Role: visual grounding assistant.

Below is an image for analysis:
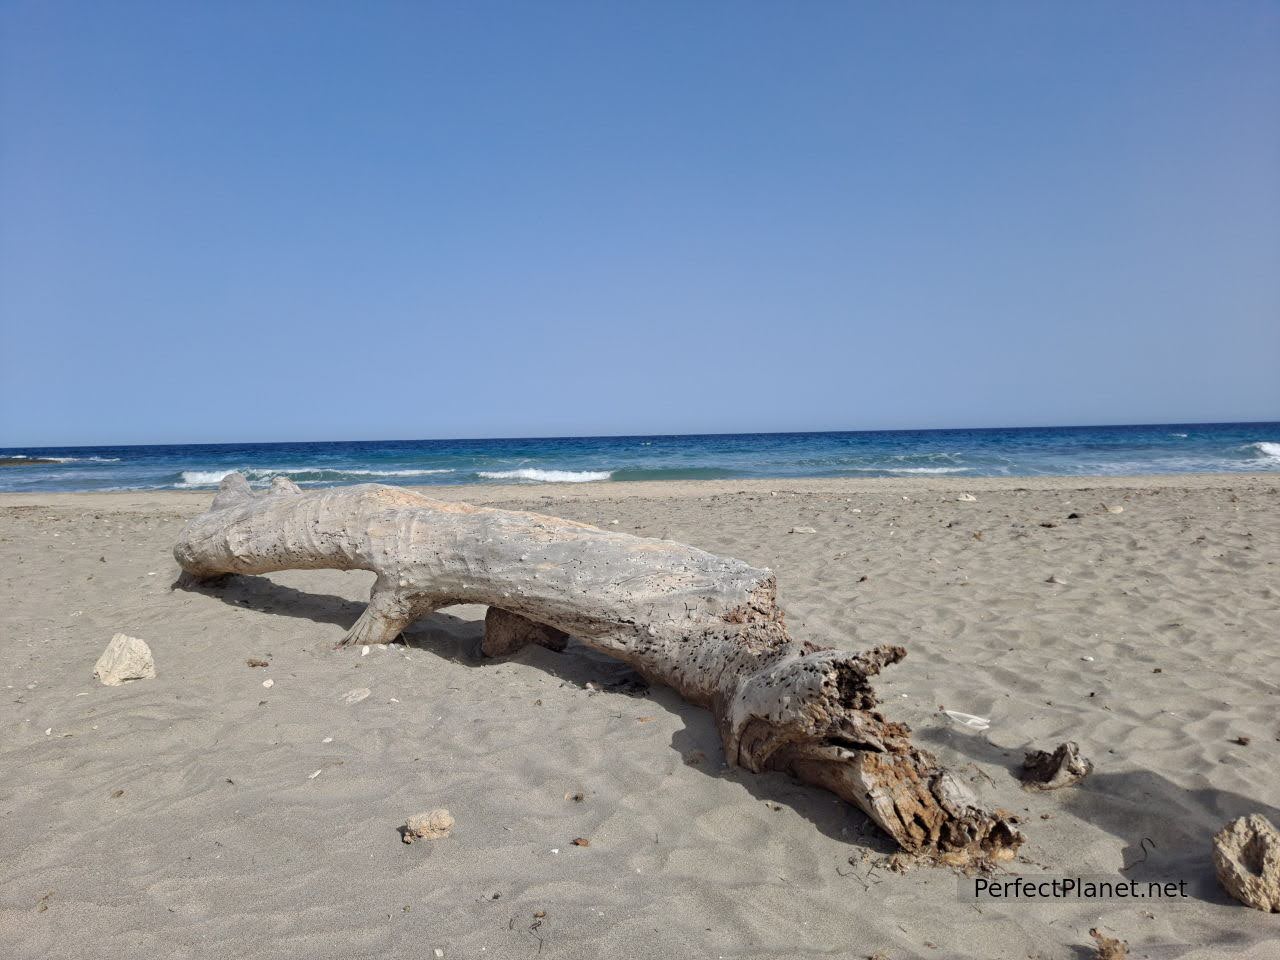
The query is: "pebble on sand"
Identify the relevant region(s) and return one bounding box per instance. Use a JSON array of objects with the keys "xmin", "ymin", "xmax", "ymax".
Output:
[
  {"xmin": 957, "ymin": 494, "xmax": 978, "ymax": 502},
  {"xmin": 403, "ymin": 809, "xmax": 454, "ymax": 843},
  {"xmin": 790, "ymin": 526, "xmax": 817, "ymax": 534},
  {"xmin": 1089, "ymin": 928, "xmax": 1128, "ymax": 960},
  {"xmin": 93, "ymin": 633, "xmax": 156, "ymax": 686}
]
